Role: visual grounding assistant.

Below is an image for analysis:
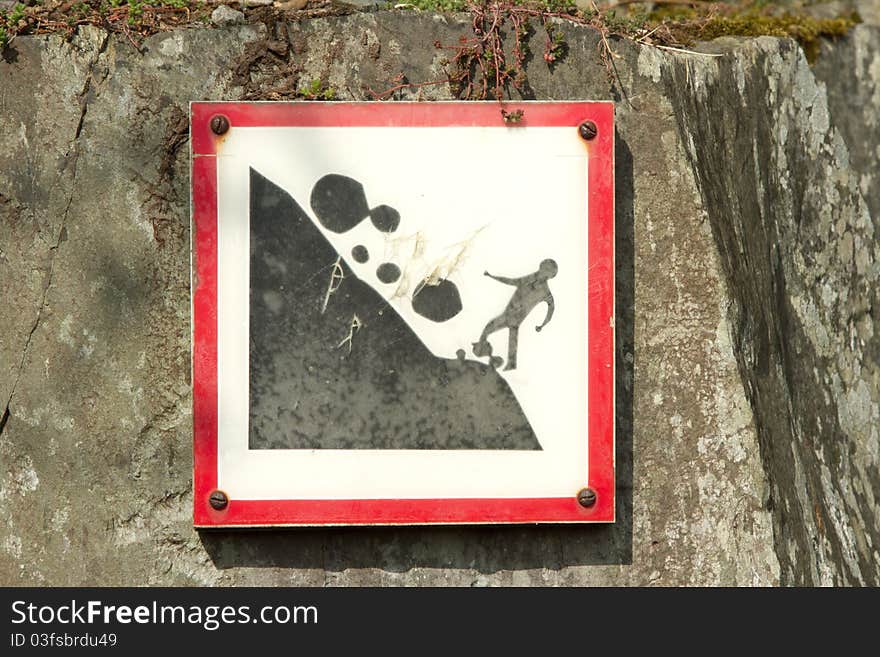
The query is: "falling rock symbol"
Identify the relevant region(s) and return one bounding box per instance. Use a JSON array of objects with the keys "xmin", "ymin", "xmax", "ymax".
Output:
[
  {"xmin": 369, "ymin": 204, "xmax": 400, "ymax": 233},
  {"xmin": 249, "ymin": 168, "xmax": 540, "ymax": 451},
  {"xmin": 376, "ymin": 262, "xmax": 402, "ymax": 284},
  {"xmin": 412, "ymin": 279, "xmax": 463, "ymax": 323},
  {"xmin": 310, "ymin": 174, "xmax": 371, "ymax": 233},
  {"xmin": 351, "ymin": 245, "xmax": 369, "ymax": 263},
  {"xmin": 310, "ymin": 174, "xmax": 402, "ymax": 236}
]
